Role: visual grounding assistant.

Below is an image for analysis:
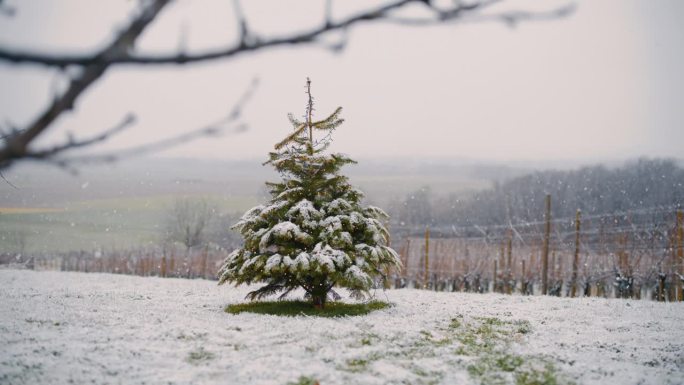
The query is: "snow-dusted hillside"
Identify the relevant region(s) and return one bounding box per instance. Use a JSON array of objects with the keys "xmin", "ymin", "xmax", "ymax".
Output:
[{"xmin": 1, "ymin": 270, "xmax": 682, "ymax": 385}]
